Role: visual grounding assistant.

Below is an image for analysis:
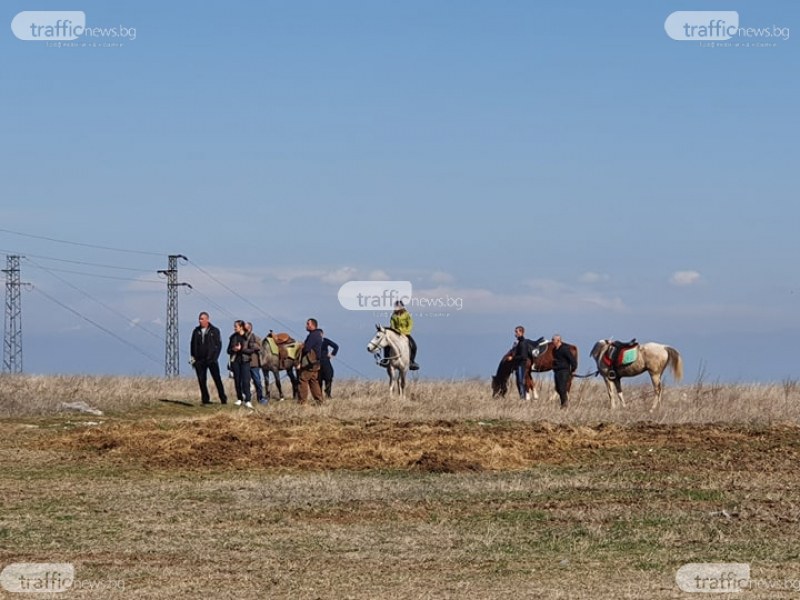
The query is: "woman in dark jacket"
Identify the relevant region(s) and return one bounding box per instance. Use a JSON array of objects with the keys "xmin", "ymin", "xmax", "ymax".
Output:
[{"xmin": 227, "ymin": 320, "xmax": 253, "ymax": 408}]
